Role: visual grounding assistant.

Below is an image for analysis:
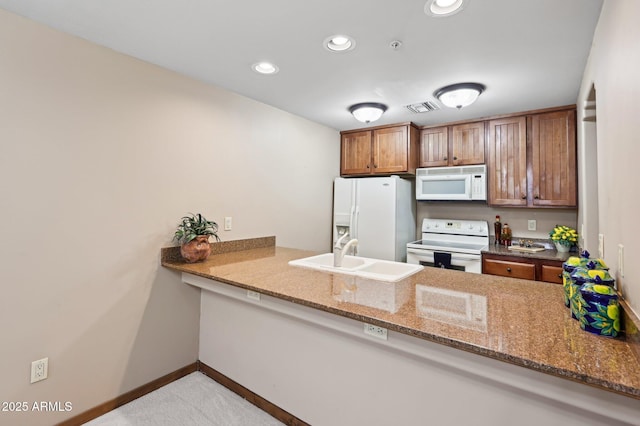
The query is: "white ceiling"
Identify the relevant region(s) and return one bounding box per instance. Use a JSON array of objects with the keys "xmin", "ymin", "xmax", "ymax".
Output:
[{"xmin": 0, "ymin": 0, "xmax": 603, "ymax": 131}]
